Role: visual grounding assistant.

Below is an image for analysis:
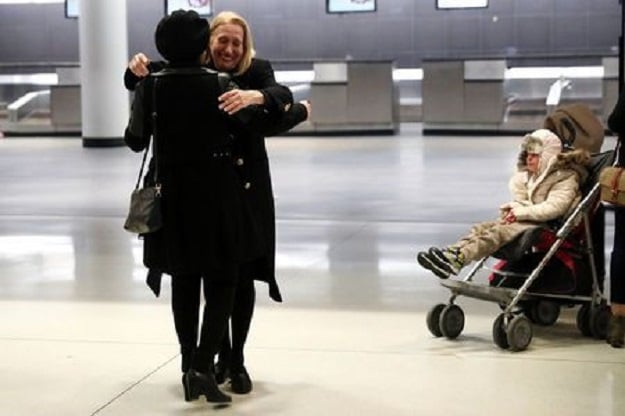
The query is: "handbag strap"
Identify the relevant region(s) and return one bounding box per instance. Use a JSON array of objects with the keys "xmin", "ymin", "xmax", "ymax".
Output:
[
  {"xmin": 133, "ymin": 141, "xmax": 150, "ymax": 190},
  {"xmin": 133, "ymin": 76, "xmax": 160, "ymax": 192},
  {"xmin": 151, "ymin": 77, "xmax": 160, "ymax": 191}
]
